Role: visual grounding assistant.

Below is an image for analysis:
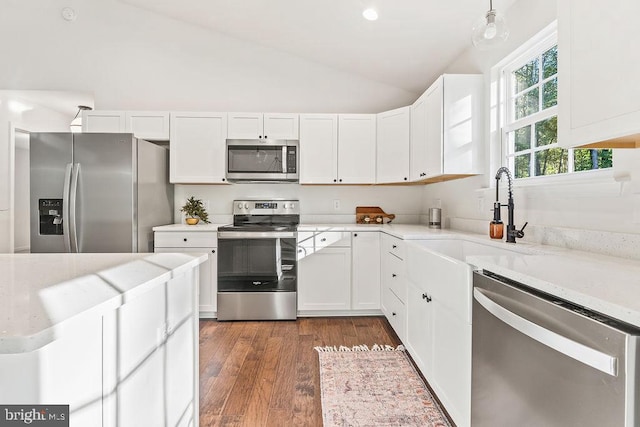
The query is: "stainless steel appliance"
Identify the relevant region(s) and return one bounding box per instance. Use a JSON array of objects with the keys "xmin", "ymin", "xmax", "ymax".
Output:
[
  {"xmin": 30, "ymin": 133, "xmax": 173, "ymax": 253},
  {"xmin": 472, "ymin": 270, "xmax": 640, "ymax": 426},
  {"xmin": 225, "ymin": 139, "xmax": 299, "ymax": 182},
  {"xmin": 217, "ymin": 199, "xmax": 299, "ymax": 320}
]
